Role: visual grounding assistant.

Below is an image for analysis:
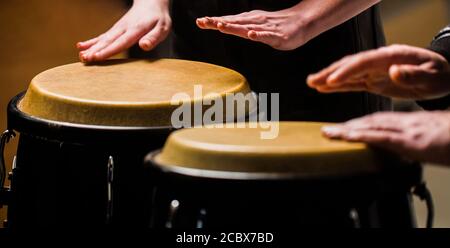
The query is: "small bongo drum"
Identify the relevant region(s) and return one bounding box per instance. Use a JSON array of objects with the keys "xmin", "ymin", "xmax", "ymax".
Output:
[
  {"xmin": 146, "ymin": 122, "xmax": 427, "ymax": 228},
  {"xmin": 0, "ymin": 59, "xmax": 254, "ymax": 229}
]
